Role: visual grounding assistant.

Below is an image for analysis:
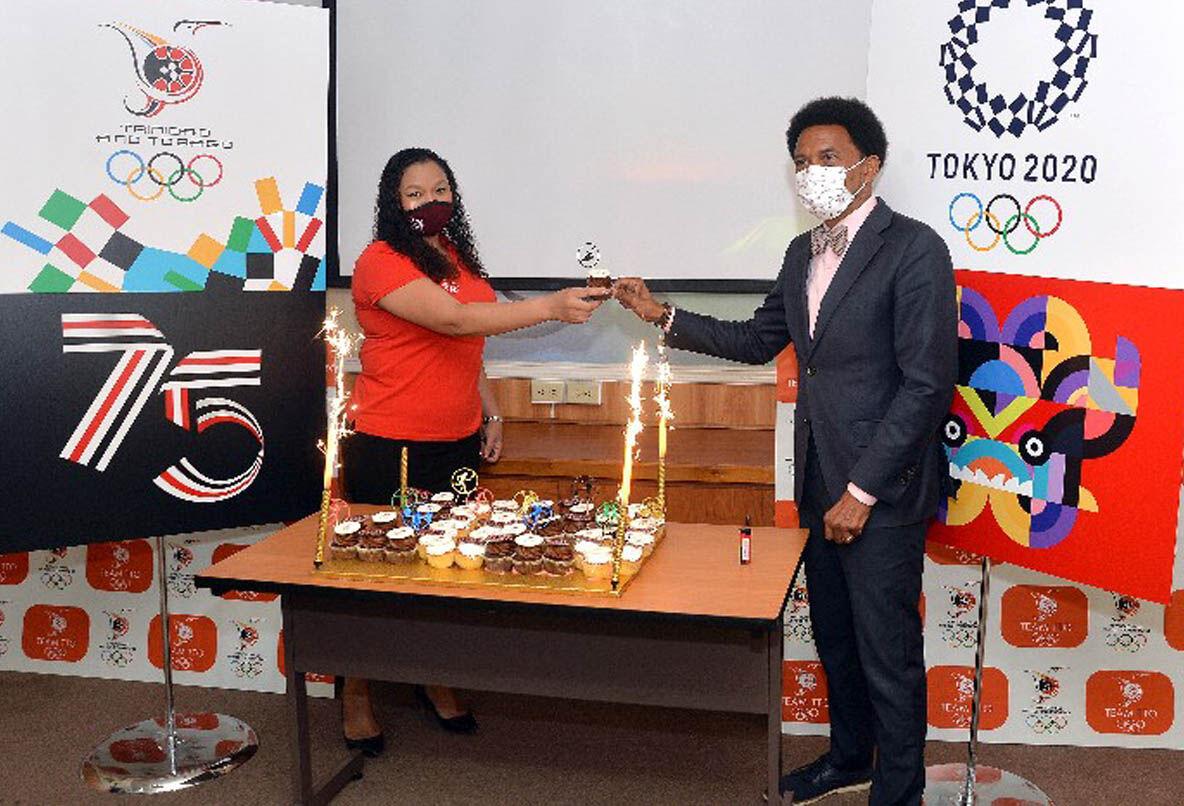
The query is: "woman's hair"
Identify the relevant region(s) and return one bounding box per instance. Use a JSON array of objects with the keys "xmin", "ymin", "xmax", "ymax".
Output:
[{"xmin": 373, "ymin": 147, "xmax": 486, "ymax": 282}]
